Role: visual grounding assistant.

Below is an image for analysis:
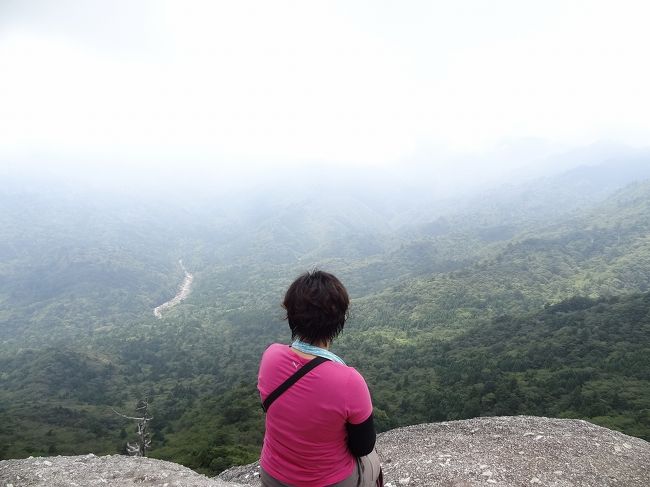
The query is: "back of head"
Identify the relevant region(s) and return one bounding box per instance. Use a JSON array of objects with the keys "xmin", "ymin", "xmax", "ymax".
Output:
[{"xmin": 283, "ymin": 270, "xmax": 350, "ymax": 345}]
